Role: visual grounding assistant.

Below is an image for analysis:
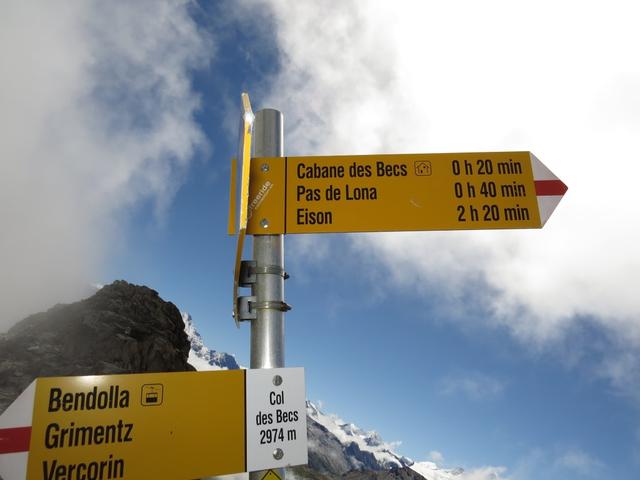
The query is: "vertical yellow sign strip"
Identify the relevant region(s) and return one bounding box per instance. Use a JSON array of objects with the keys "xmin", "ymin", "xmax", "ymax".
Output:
[
  {"xmin": 228, "ymin": 158, "xmax": 238, "ymax": 235},
  {"xmin": 232, "ymin": 93, "xmax": 254, "ymax": 325},
  {"xmin": 238, "ymin": 93, "xmax": 254, "ymax": 231}
]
